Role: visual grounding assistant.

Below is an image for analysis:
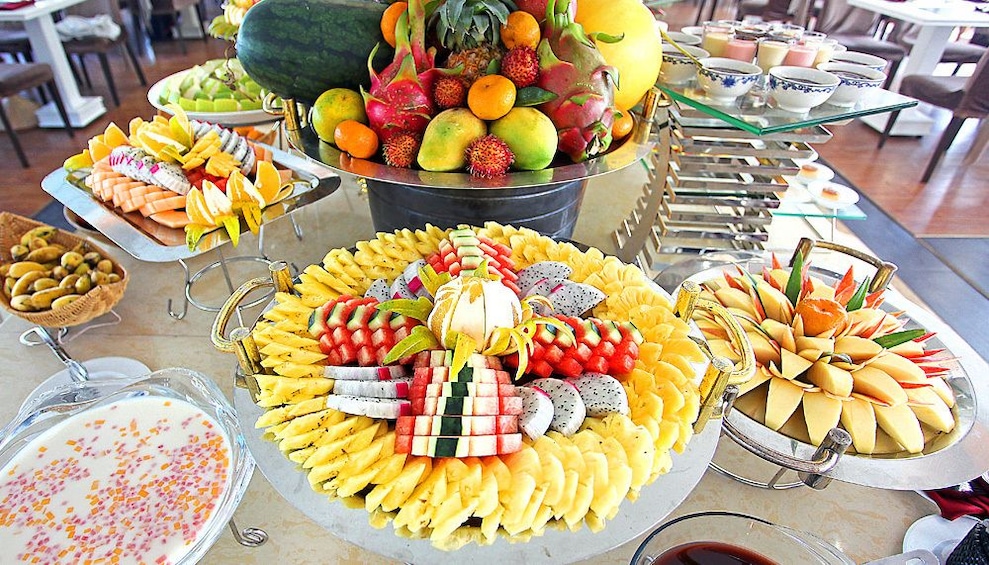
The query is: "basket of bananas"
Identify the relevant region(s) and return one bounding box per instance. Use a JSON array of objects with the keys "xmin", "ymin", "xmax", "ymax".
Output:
[{"xmin": 0, "ymin": 212, "xmax": 127, "ymax": 327}]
